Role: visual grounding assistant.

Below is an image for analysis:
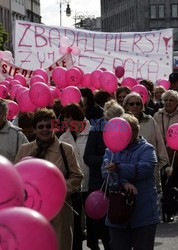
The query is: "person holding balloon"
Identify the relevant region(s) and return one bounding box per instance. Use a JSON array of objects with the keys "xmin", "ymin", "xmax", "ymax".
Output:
[
  {"xmin": 84, "ymin": 100, "xmax": 124, "ymax": 250},
  {"xmin": 102, "ymin": 113, "xmax": 160, "ymax": 250},
  {"xmin": 15, "ymin": 108, "xmax": 83, "ymax": 250},
  {"xmin": 0, "ymin": 98, "xmax": 28, "ymax": 162},
  {"xmin": 123, "ymin": 92, "xmax": 170, "ymax": 194},
  {"xmin": 154, "ymin": 90, "xmax": 178, "ymax": 221}
]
